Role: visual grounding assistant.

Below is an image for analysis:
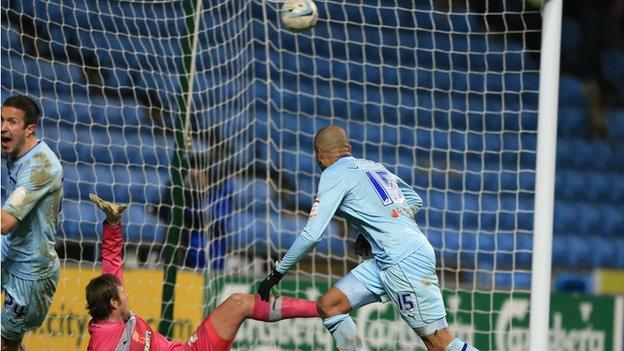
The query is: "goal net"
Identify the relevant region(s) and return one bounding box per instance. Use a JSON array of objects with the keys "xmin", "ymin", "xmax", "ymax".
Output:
[{"xmin": 1, "ymin": 0, "xmax": 541, "ymax": 350}]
